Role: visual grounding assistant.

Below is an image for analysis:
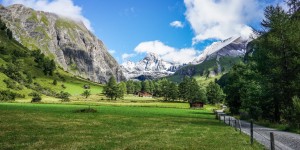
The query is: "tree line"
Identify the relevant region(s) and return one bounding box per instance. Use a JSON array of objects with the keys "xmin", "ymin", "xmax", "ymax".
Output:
[
  {"xmin": 220, "ymin": 1, "xmax": 300, "ymax": 126},
  {"xmin": 103, "ymin": 76, "xmax": 225, "ymax": 105}
]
